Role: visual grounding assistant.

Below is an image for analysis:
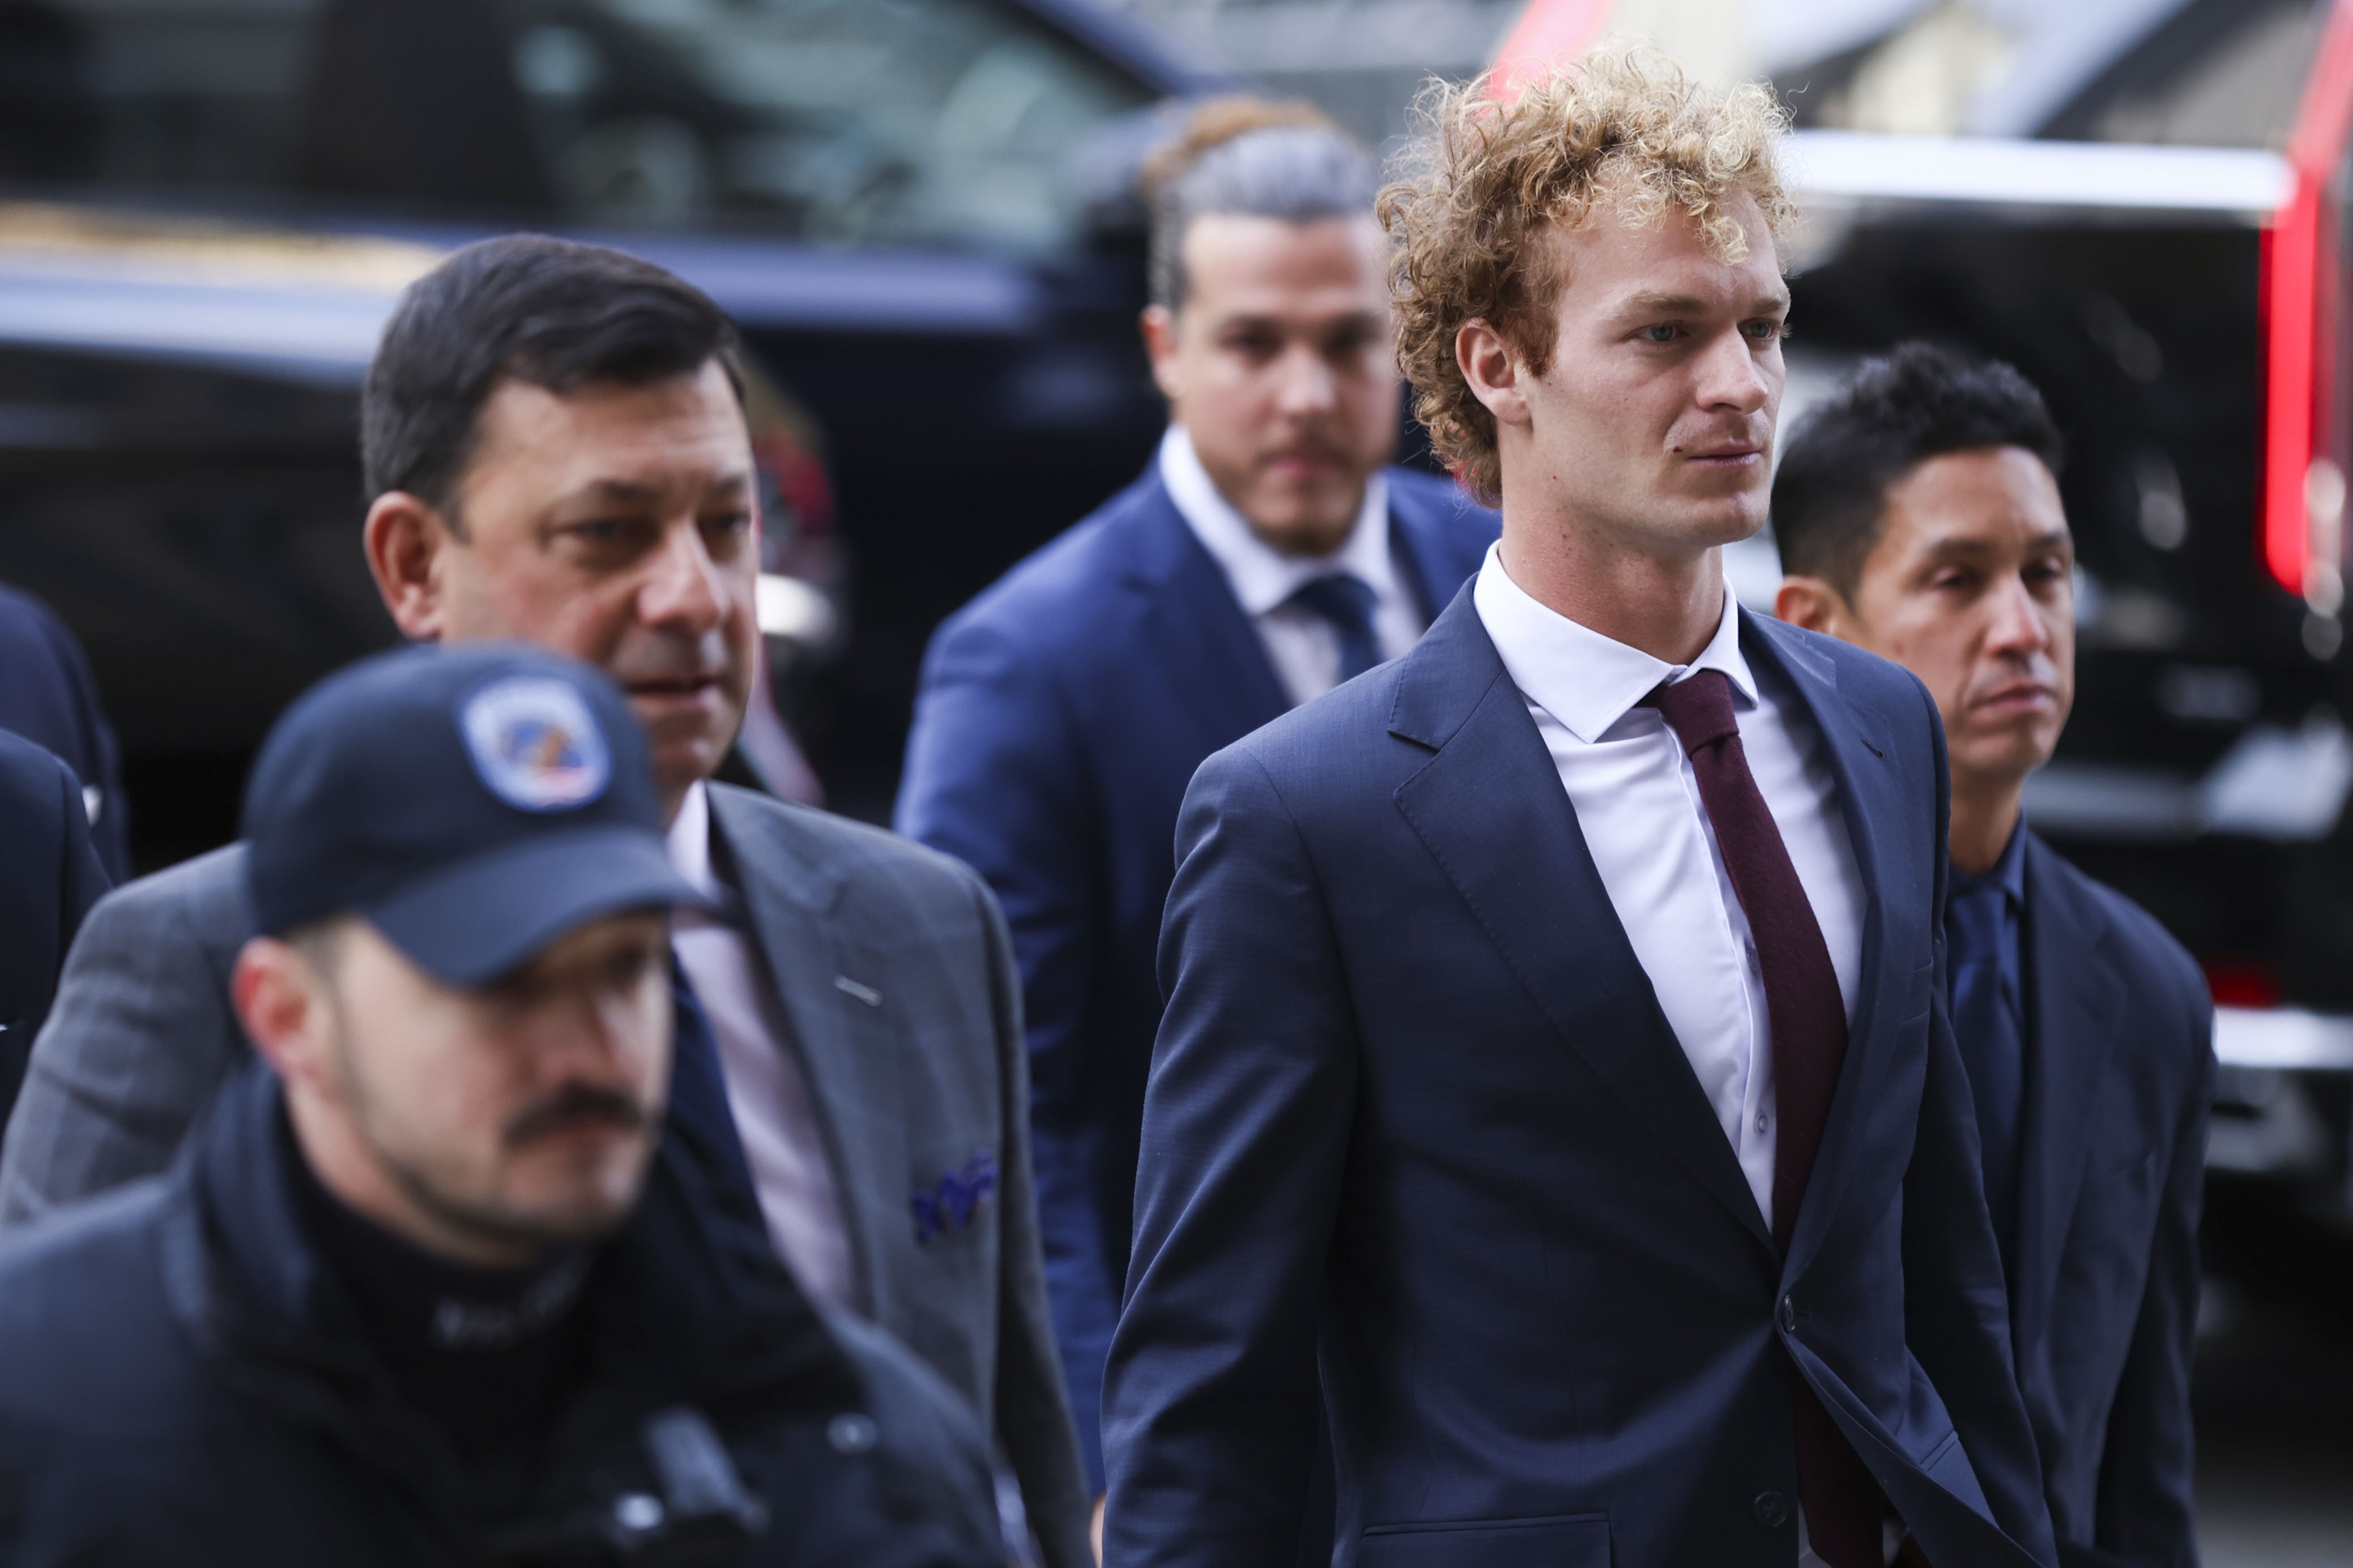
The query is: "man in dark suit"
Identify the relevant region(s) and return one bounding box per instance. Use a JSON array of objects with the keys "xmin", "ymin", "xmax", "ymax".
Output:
[
  {"xmin": 0, "ymin": 728, "xmax": 109, "ymax": 1129},
  {"xmin": 0, "ymin": 237, "xmax": 1090, "ymax": 1566},
  {"xmin": 897, "ymin": 97, "xmax": 1497, "ymax": 1500},
  {"xmin": 1775, "ymin": 343, "xmax": 2211, "ymax": 1568},
  {"xmin": 0, "ymin": 582, "xmax": 130, "ymax": 880},
  {"xmin": 1103, "ymin": 51, "xmax": 2054, "ymax": 1568}
]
